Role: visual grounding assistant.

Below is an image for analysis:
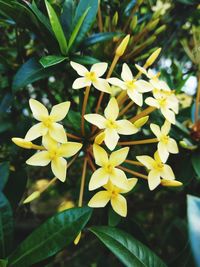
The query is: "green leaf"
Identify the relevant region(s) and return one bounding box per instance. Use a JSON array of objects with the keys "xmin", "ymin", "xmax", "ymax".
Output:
[
  {"xmin": 45, "ymin": 0, "xmax": 68, "ymax": 55},
  {"xmin": 187, "ymin": 195, "xmax": 200, "ymax": 267},
  {"xmin": 70, "ymin": 55, "xmax": 99, "ymax": 65},
  {"xmin": 191, "ymin": 151, "xmax": 200, "ymax": 179},
  {"xmin": 60, "ymin": 0, "xmax": 75, "ymax": 39},
  {"xmin": 39, "ymin": 55, "xmax": 67, "ymax": 68},
  {"xmin": 108, "ymin": 208, "xmax": 121, "ymax": 227},
  {"xmin": 0, "ymin": 162, "xmax": 10, "ymax": 191},
  {"xmin": 68, "ymin": 7, "xmax": 90, "ymax": 51},
  {"xmin": 0, "ymin": 259, "xmax": 8, "ymax": 267},
  {"xmin": 82, "ymin": 32, "xmax": 124, "ymax": 47},
  {"xmin": 90, "ymin": 226, "xmax": 167, "ymax": 267},
  {"xmin": 0, "ymin": 193, "xmax": 13, "ymax": 258},
  {"xmin": 8, "ymin": 207, "xmax": 92, "ymax": 267},
  {"xmin": 12, "ymin": 58, "xmax": 56, "ymax": 91},
  {"xmin": 72, "ymin": 0, "xmax": 98, "ymax": 49}
]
